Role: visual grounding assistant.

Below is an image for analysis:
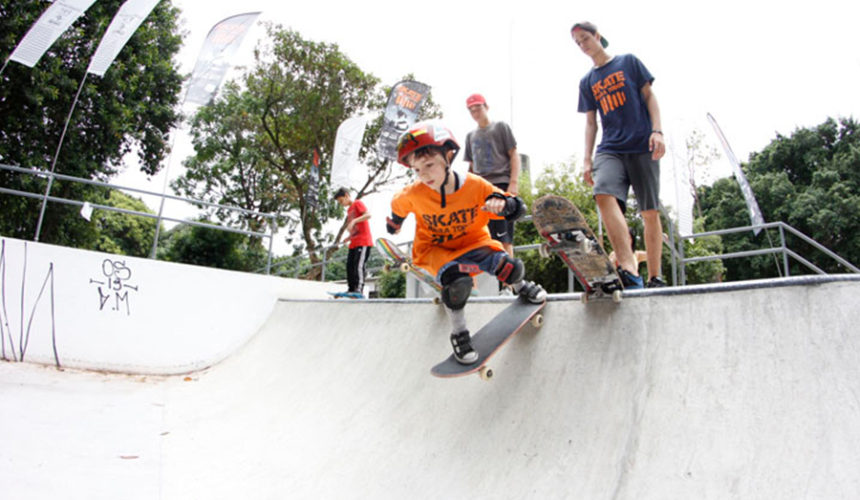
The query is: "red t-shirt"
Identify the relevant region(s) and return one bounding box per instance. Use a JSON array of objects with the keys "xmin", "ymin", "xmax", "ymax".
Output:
[{"xmin": 347, "ymin": 199, "xmax": 372, "ymax": 248}]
